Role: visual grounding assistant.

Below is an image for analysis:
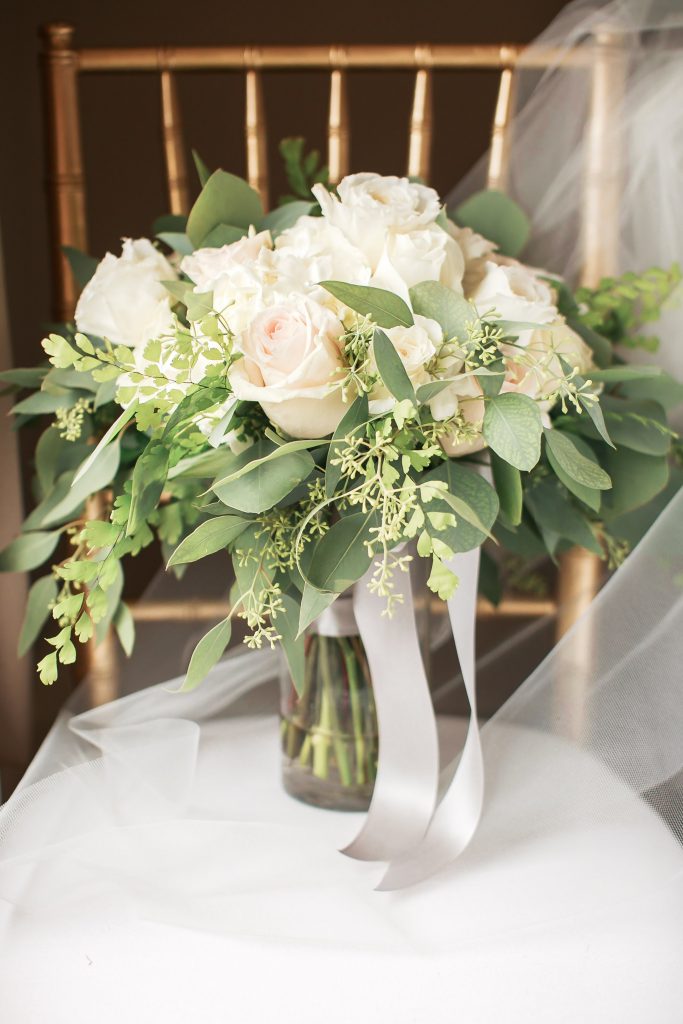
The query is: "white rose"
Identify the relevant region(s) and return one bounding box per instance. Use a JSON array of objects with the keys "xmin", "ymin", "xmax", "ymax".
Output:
[
  {"xmin": 433, "ymin": 376, "xmax": 487, "ymax": 458},
  {"xmin": 447, "ymin": 222, "xmax": 498, "ymax": 296},
  {"xmin": 181, "ymin": 230, "xmax": 272, "ymax": 292},
  {"xmin": 229, "ymin": 296, "xmax": 348, "ymax": 438},
  {"xmin": 313, "ymin": 173, "xmax": 442, "ymax": 269},
  {"xmin": 372, "ymin": 225, "xmax": 465, "ymax": 300},
  {"xmin": 471, "ymin": 258, "xmax": 557, "ymax": 328},
  {"xmin": 74, "ymin": 238, "xmax": 177, "ymax": 349},
  {"xmin": 275, "ymin": 216, "xmax": 372, "ymax": 289}
]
